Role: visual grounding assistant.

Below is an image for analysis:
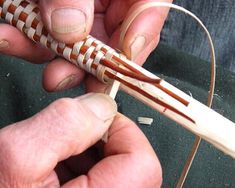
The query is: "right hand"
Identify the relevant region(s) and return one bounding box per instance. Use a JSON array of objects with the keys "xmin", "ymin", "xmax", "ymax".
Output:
[{"xmin": 0, "ymin": 93, "xmax": 162, "ymax": 188}]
